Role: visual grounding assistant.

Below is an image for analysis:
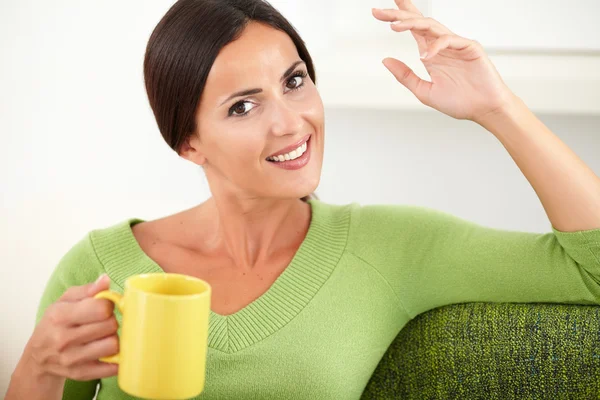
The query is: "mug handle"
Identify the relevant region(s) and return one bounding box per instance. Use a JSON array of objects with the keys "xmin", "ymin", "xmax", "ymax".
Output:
[{"xmin": 94, "ymin": 290, "xmax": 125, "ymax": 364}]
